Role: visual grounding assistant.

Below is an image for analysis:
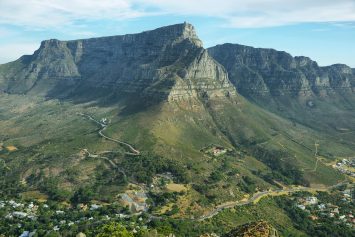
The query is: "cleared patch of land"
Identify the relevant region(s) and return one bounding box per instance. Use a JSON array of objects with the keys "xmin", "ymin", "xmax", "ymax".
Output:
[
  {"xmin": 166, "ymin": 183, "xmax": 187, "ymax": 192},
  {"xmin": 6, "ymin": 145, "xmax": 17, "ymax": 152}
]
